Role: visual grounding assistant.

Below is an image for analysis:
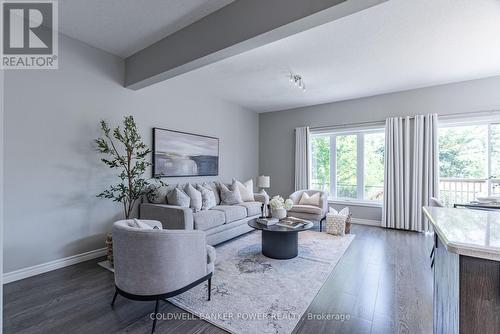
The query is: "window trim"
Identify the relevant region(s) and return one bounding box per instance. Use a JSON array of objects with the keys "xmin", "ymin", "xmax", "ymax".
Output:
[
  {"xmin": 439, "ymin": 120, "xmax": 500, "ymax": 196},
  {"xmin": 309, "ymin": 128, "xmax": 385, "ymax": 203}
]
